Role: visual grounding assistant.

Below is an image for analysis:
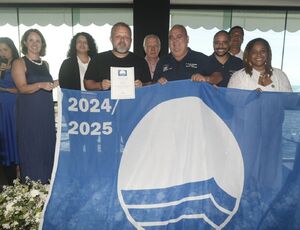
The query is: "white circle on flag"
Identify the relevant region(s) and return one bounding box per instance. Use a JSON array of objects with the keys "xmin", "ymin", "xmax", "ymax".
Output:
[{"xmin": 118, "ymin": 97, "xmax": 244, "ymax": 229}]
